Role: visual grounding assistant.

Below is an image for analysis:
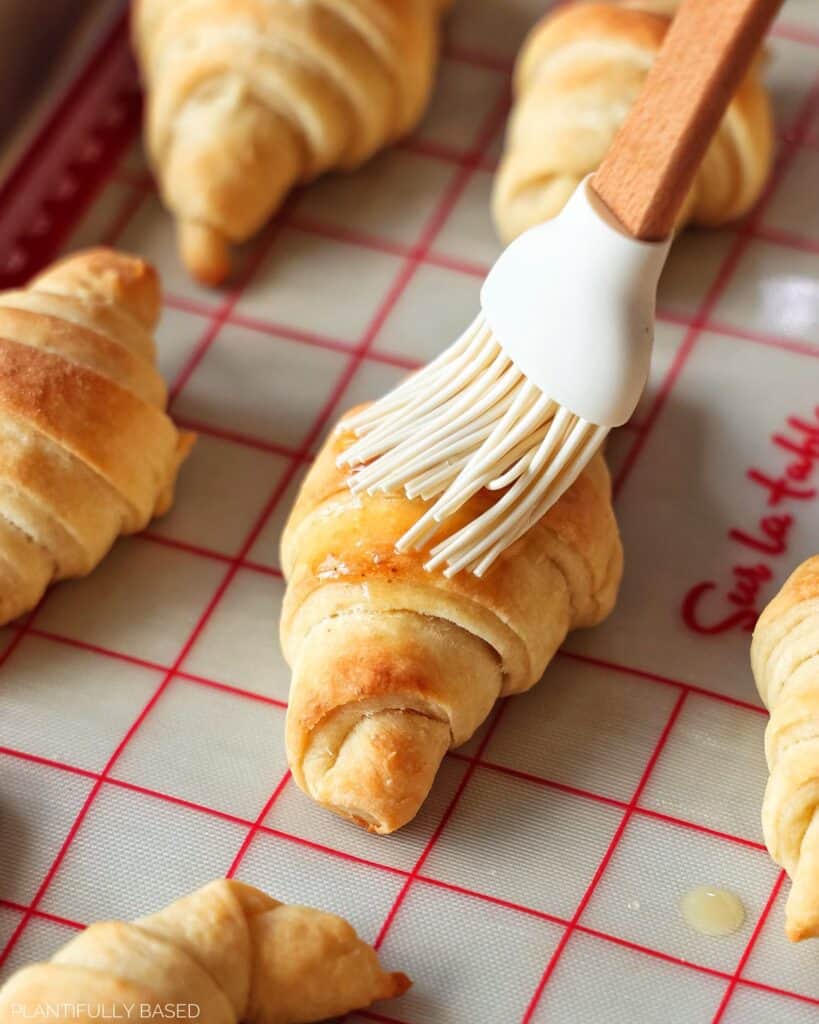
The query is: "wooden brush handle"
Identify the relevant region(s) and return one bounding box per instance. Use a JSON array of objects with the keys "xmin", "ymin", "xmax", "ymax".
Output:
[{"xmin": 592, "ymin": 0, "xmax": 781, "ymax": 241}]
